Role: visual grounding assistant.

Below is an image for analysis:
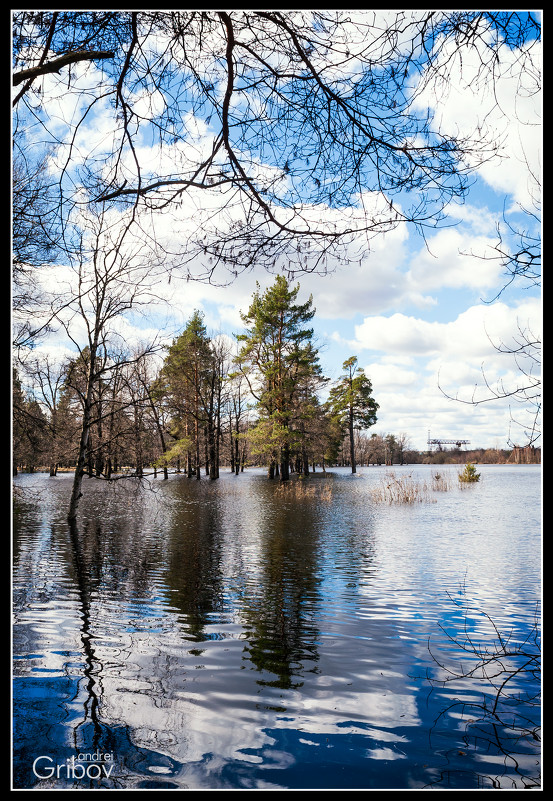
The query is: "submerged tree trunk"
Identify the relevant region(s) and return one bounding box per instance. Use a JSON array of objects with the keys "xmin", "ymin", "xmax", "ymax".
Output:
[
  {"xmin": 152, "ymin": 413, "xmax": 169, "ymax": 479},
  {"xmin": 349, "ymin": 406, "xmax": 356, "ymax": 474},
  {"xmin": 68, "ymin": 350, "xmax": 96, "ymax": 522},
  {"xmin": 195, "ymin": 415, "xmax": 201, "ymax": 480},
  {"xmin": 204, "ymin": 426, "xmax": 210, "ymax": 476},
  {"xmin": 134, "ymin": 403, "xmax": 143, "ymax": 478},
  {"xmin": 280, "ymin": 442, "xmax": 290, "ymax": 482},
  {"xmin": 234, "ymin": 424, "xmax": 240, "ymax": 475},
  {"xmin": 208, "ymin": 423, "xmax": 219, "ymax": 480}
]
